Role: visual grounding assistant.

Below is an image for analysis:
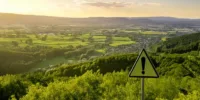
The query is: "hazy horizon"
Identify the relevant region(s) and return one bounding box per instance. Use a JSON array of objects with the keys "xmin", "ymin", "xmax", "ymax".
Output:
[
  {"xmin": 1, "ymin": 12, "xmax": 200, "ymax": 20},
  {"xmin": 0, "ymin": 0, "xmax": 199, "ymax": 19}
]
